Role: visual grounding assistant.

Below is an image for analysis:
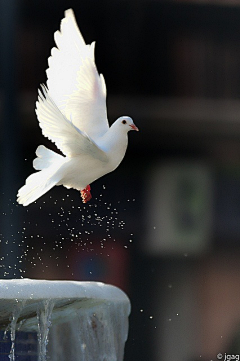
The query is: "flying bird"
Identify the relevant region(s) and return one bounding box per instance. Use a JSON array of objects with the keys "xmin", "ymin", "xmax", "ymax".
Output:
[{"xmin": 17, "ymin": 9, "xmax": 138, "ymax": 206}]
